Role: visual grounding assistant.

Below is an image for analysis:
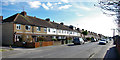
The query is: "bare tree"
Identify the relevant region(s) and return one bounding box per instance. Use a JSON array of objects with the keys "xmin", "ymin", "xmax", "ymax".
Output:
[{"xmin": 96, "ymin": 0, "xmax": 120, "ymax": 33}]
